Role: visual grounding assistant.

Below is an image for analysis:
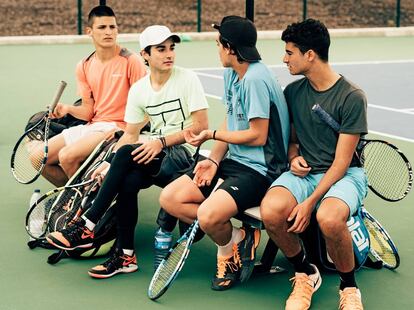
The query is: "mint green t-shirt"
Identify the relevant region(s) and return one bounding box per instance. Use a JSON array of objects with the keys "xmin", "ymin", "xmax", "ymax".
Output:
[{"xmin": 124, "ymin": 66, "xmax": 209, "ymax": 154}]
